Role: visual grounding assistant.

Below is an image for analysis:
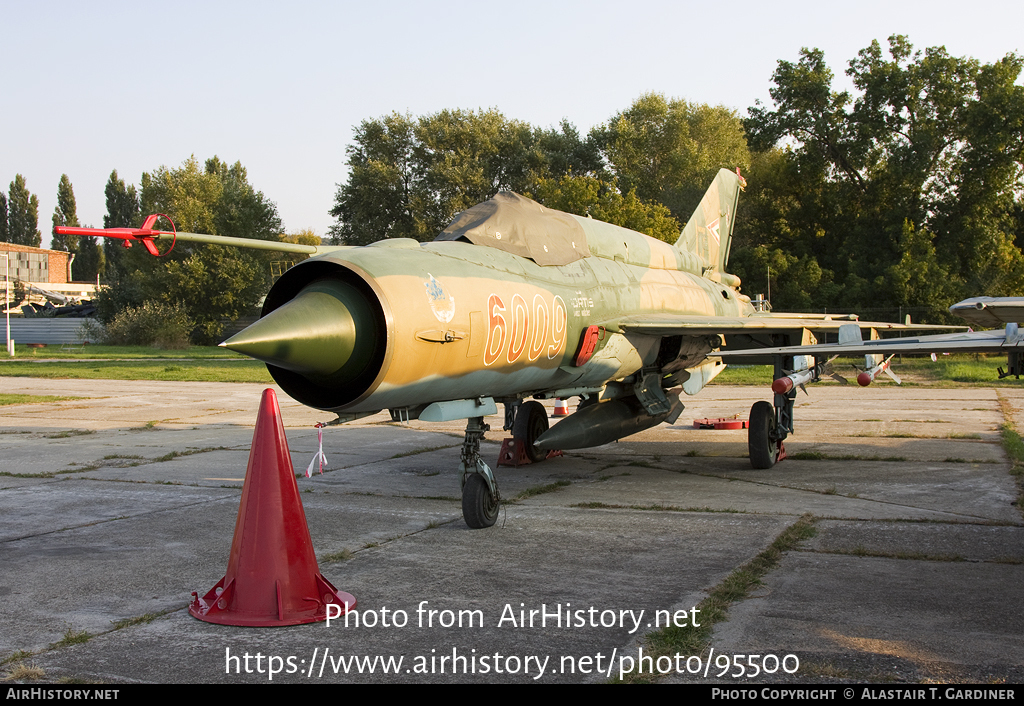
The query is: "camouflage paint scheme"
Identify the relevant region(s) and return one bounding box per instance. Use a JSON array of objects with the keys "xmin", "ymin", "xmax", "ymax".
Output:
[
  {"xmin": 57, "ymin": 169, "xmax": 966, "ymax": 527},
  {"xmin": 59, "ymin": 169, "xmax": 940, "ymax": 422},
  {"xmin": 226, "ymin": 170, "xmax": 750, "ymax": 415},
  {"xmin": 267, "ymin": 219, "xmax": 746, "ymax": 414}
]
